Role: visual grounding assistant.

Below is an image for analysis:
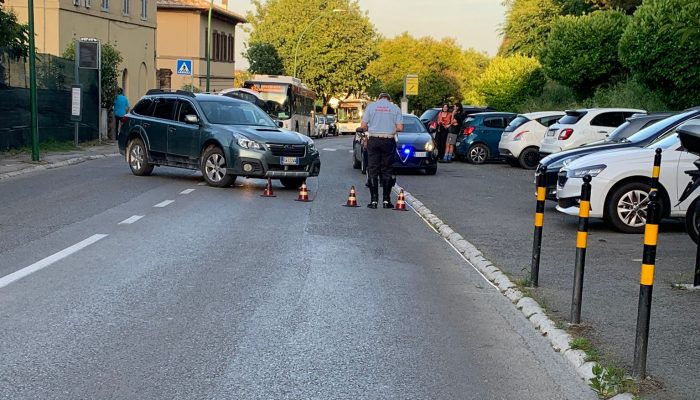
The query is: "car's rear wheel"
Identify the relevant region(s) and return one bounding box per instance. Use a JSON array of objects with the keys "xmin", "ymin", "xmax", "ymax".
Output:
[
  {"xmin": 201, "ymin": 146, "xmax": 236, "ymax": 187},
  {"xmin": 126, "ymin": 138, "xmax": 154, "ymax": 176},
  {"xmin": 606, "ymin": 181, "xmax": 653, "ymax": 233},
  {"xmin": 467, "ymin": 144, "xmax": 489, "ymax": 164},
  {"xmin": 425, "ymin": 165, "xmax": 437, "ymax": 175},
  {"xmin": 518, "ymin": 147, "xmax": 540, "ymax": 169},
  {"xmin": 280, "ymin": 178, "xmax": 305, "ymax": 190}
]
